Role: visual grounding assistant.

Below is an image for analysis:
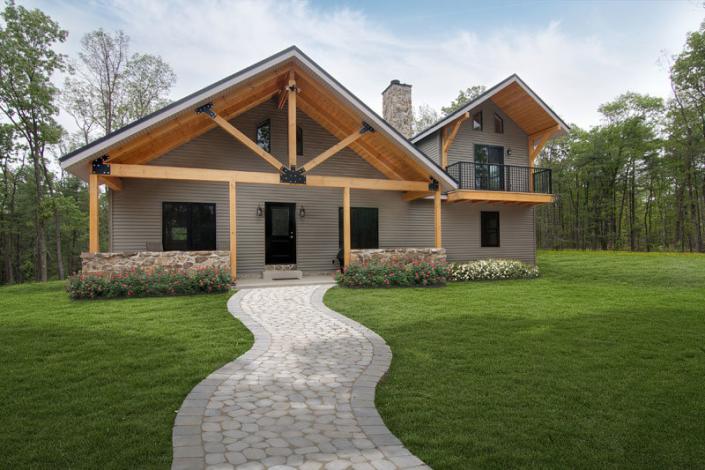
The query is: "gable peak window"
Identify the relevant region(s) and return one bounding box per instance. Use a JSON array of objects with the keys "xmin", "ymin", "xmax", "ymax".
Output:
[
  {"xmin": 472, "ymin": 111, "xmax": 483, "ymax": 131},
  {"xmin": 256, "ymin": 119, "xmax": 271, "ymax": 153},
  {"xmin": 296, "ymin": 125, "xmax": 303, "ymax": 156},
  {"xmin": 481, "ymin": 211, "xmax": 500, "ymax": 247},
  {"xmin": 494, "ymin": 113, "xmax": 504, "ymax": 134}
]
